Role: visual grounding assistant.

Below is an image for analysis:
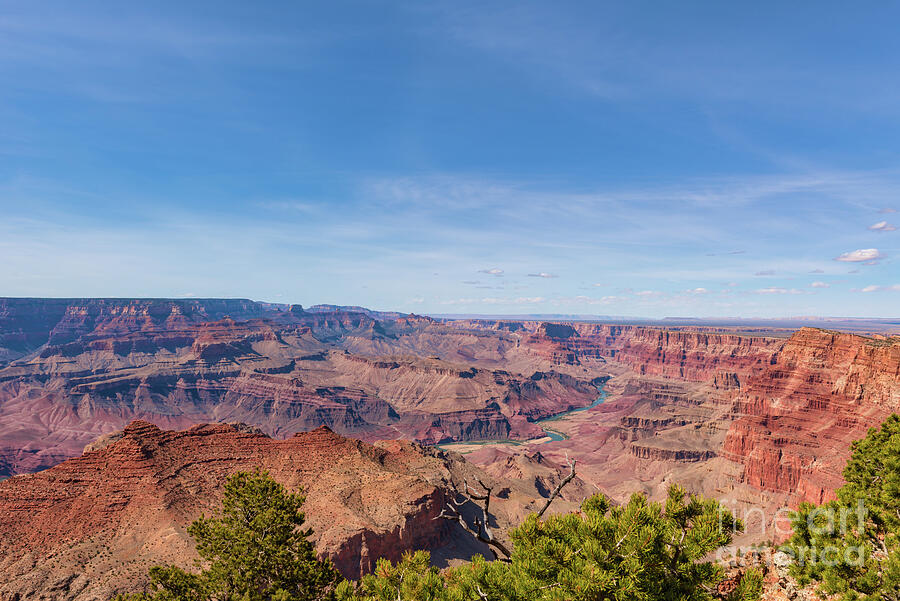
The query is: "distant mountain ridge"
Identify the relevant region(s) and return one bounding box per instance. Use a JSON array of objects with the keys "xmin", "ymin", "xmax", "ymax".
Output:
[
  {"xmin": 0, "ymin": 297, "xmax": 595, "ymax": 477},
  {"xmin": 0, "ymin": 298, "xmax": 413, "ymax": 367},
  {"xmin": 305, "ymin": 304, "xmax": 406, "ymax": 320}
]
